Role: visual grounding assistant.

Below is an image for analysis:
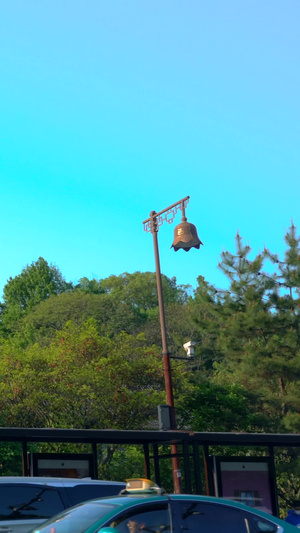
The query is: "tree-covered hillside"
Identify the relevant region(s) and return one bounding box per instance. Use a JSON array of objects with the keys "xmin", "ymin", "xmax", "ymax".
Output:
[
  {"xmin": 0, "ymin": 224, "xmax": 300, "ymax": 507},
  {"xmin": 1, "ymin": 225, "xmax": 300, "ymax": 433}
]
